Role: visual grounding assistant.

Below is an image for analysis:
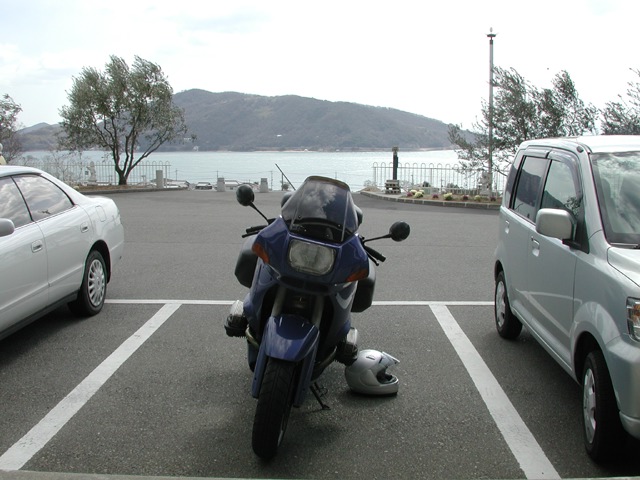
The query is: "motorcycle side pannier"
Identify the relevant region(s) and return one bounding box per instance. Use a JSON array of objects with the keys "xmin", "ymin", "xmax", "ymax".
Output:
[
  {"xmin": 235, "ymin": 235, "xmax": 259, "ymax": 288},
  {"xmin": 351, "ymin": 259, "xmax": 376, "ymax": 312}
]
